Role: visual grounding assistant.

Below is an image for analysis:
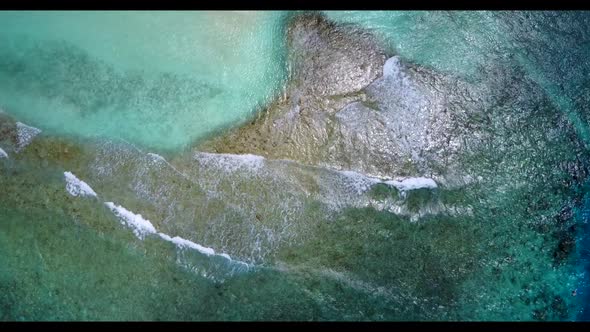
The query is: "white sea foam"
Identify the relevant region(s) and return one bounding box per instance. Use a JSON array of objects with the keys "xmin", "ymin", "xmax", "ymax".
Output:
[
  {"xmin": 385, "ymin": 177, "xmax": 438, "ymax": 191},
  {"xmin": 157, "ymin": 232, "xmax": 173, "ymax": 242},
  {"xmin": 195, "ymin": 152, "xmax": 264, "ymax": 173},
  {"xmin": 0, "ymin": 147, "xmax": 7, "ymax": 159},
  {"xmin": 15, "ymin": 122, "xmax": 41, "ymax": 152},
  {"xmin": 105, "ymin": 205, "xmax": 236, "ymax": 262},
  {"xmin": 337, "ymin": 168, "xmax": 437, "ymax": 193},
  {"xmin": 64, "ymin": 171, "xmax": 97, "ymax": 197},
  {"xmin": 157, "ymin": 232, "xmax": 236, "ymax": 261},
  {"xmin": 147, "ymin": 152, "xmax": 166, "ymax": 163},
  {"xmin": 104, "ymin": 202, "xmax": 157, "ymax": 240},
  {"xmin": 166, "ymin": 235, "xmax": 216, "ymax": 256}
]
